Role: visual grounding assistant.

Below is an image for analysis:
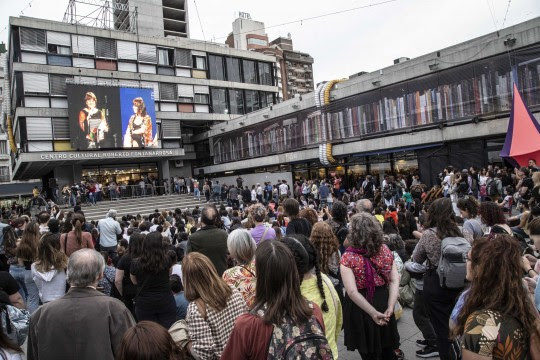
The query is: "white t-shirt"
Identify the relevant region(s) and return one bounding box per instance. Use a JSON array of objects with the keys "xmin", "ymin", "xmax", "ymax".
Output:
[
  {"xmin": 172, "ymin": 264, "xmax": 183, "ymax": 284},
  {"xmin": 279, "ymin": 183, "xmax": 288, "ymax": 195},
  {"xmin": 443, "ymin": 174, "xmax": 452, "ymax": 190},
  {"xmin": 251, "ymin": 190, "xmax": 257, "ymax": 201}
]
